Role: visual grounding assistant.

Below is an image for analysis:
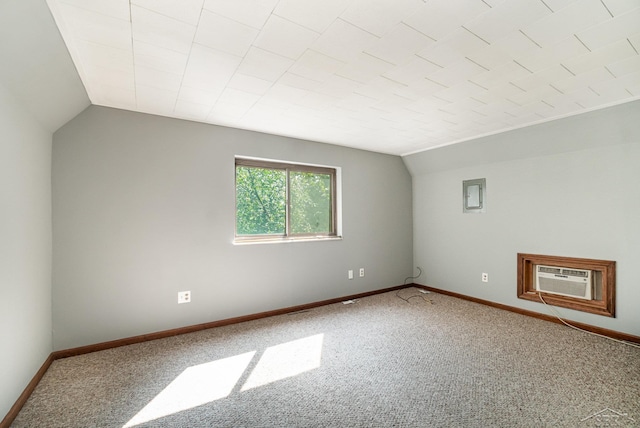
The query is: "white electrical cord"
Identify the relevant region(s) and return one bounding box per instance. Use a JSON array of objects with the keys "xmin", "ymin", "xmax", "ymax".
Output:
[{"xmin": 538, "ymin": 293, "xmax": 640, "ymax": 349}]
